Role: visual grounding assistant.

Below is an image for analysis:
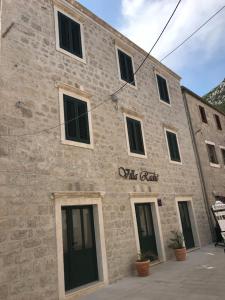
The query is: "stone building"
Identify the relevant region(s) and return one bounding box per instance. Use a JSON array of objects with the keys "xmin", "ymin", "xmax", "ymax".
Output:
[
  {"xmin": 182, "ymin": 87, "xmax": 225, "ymax": 232},
  {"xmin": 0, "ymin": 1, "xmax": 211, "ymax": 299}
]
